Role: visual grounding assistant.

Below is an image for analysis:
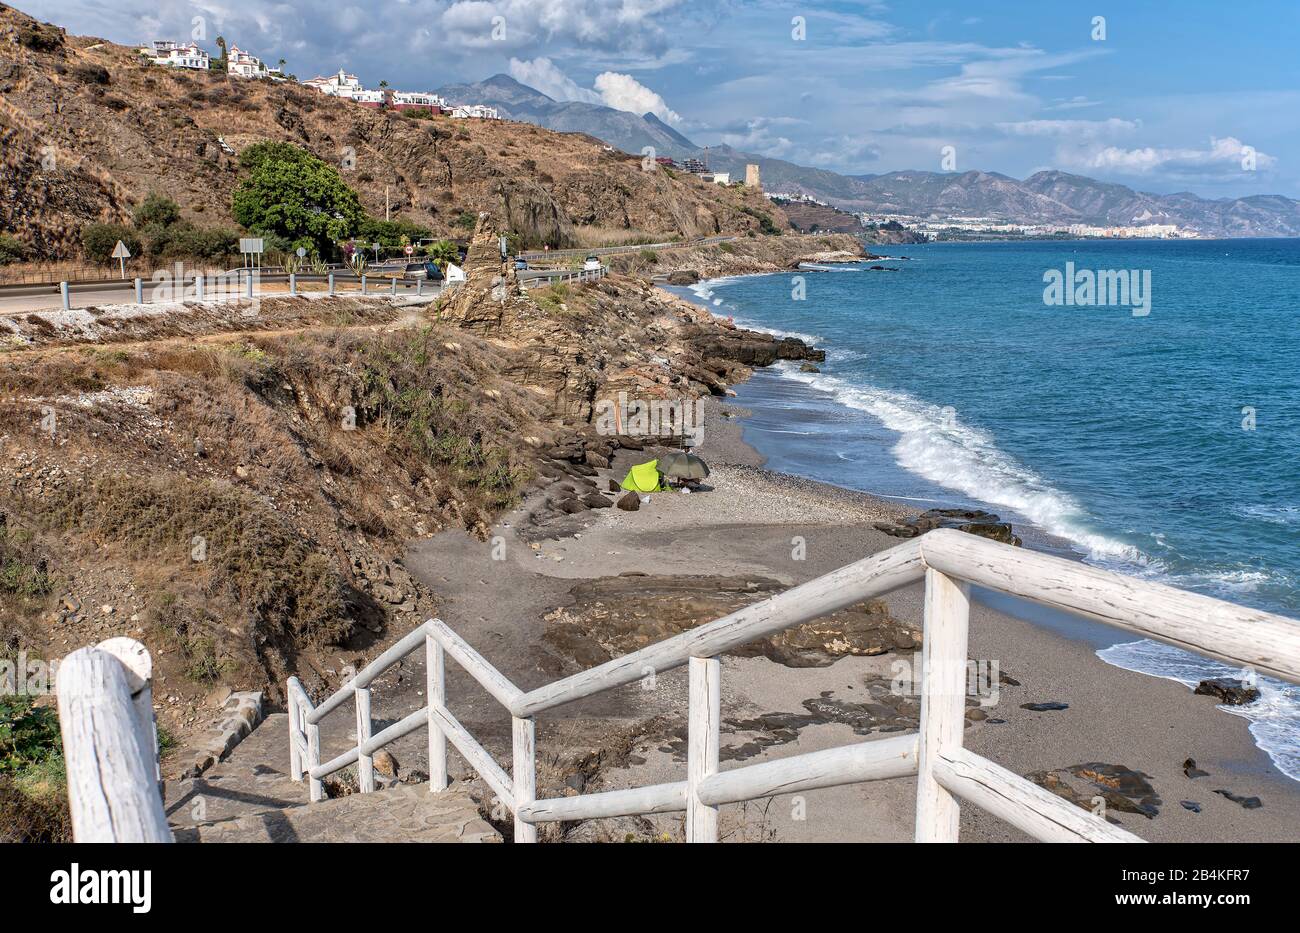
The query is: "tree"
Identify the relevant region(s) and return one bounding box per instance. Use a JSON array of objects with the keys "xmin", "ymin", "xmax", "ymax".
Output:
[
  {"xmin": 214, "ymin": 36, "xmax": 227, "ymax": 71},
  {"xmin": 423, "ymin": 239, "xmax": 459, "ymax": 267},
  {"xmin": 231, "ymin": 142, "xmax": 365, "ymax": 255}
]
